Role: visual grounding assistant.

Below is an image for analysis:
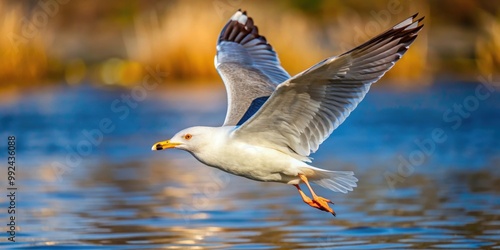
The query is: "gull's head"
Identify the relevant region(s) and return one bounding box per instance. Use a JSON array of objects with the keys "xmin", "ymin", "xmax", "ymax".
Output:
[{"xmin": 151, "ymin": 126, "xmax": 216, "ymax": 153}]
